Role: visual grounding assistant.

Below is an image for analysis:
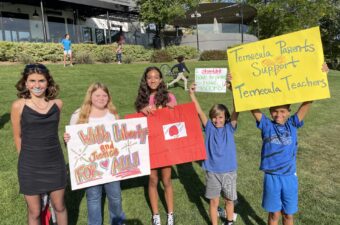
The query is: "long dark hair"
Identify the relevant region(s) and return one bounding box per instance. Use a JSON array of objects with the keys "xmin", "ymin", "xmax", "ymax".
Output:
[
  {"xmin": 15, "ymin": 63, "xmax": 59, "ymax": 100},
  {"xmin": 135, "ymin": 66, "xmax": 170, "ymax": 111}
]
